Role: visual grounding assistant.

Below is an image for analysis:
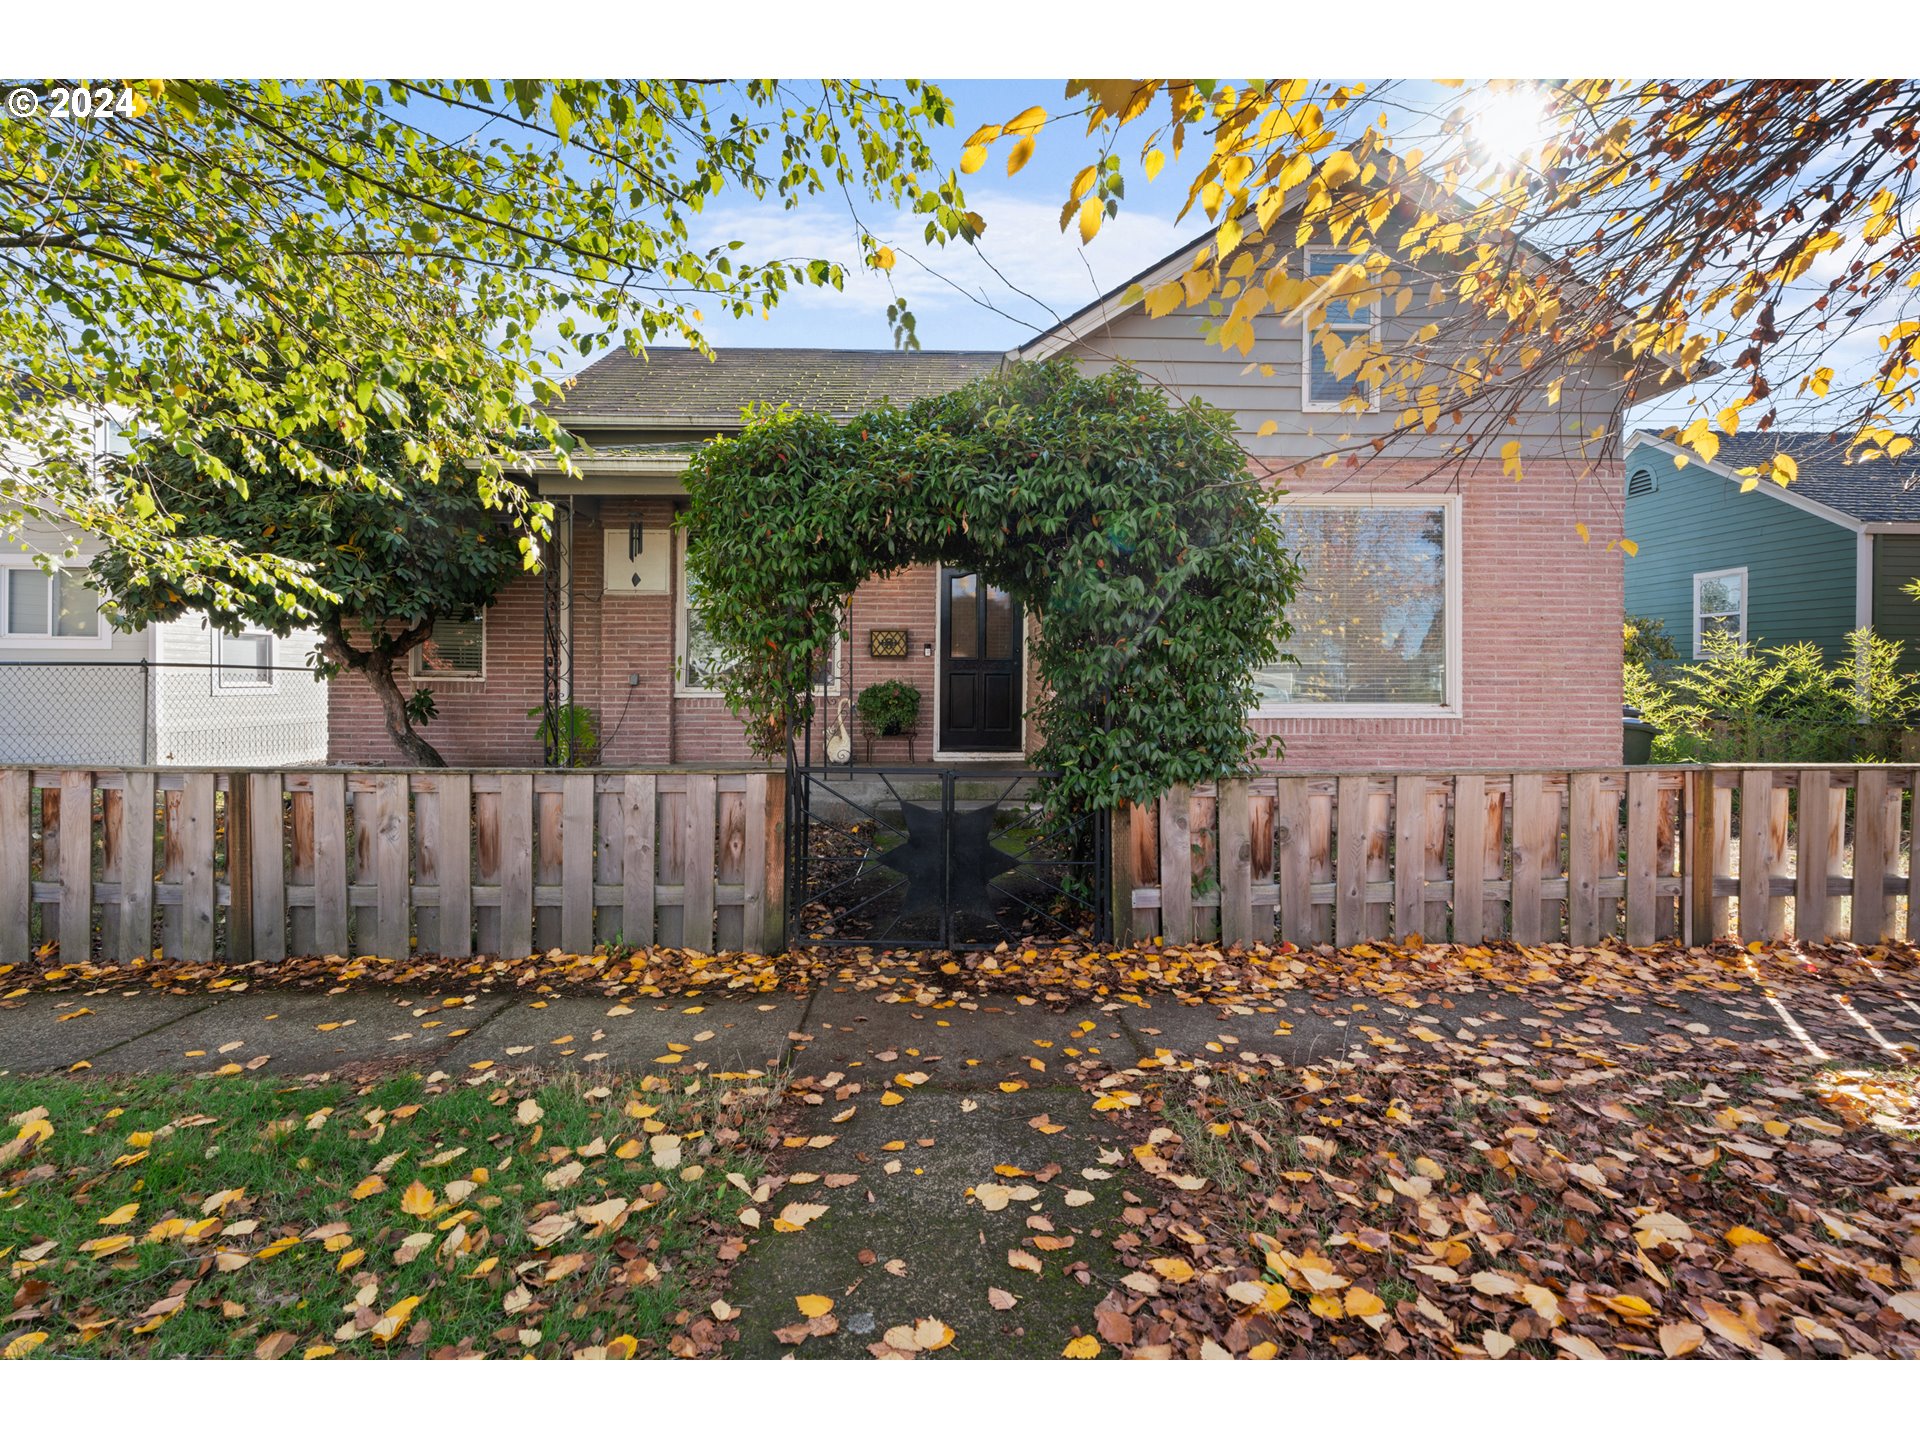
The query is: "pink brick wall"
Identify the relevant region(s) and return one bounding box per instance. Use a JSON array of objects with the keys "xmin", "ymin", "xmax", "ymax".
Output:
[
  {"xmin": 328, "ymin": 505, "xmax": 948, "ymax": 767},
  {"xmin": 1251, "ymin": 457, "xmax": 1624, "ymax": 769},
  {"xmin": 326, "ymin": 542, "xmax": 551, "ymax": 767},
  {"xmin": 331, "ymin": 456, "xmax": 1623, "ymax": 771}
]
